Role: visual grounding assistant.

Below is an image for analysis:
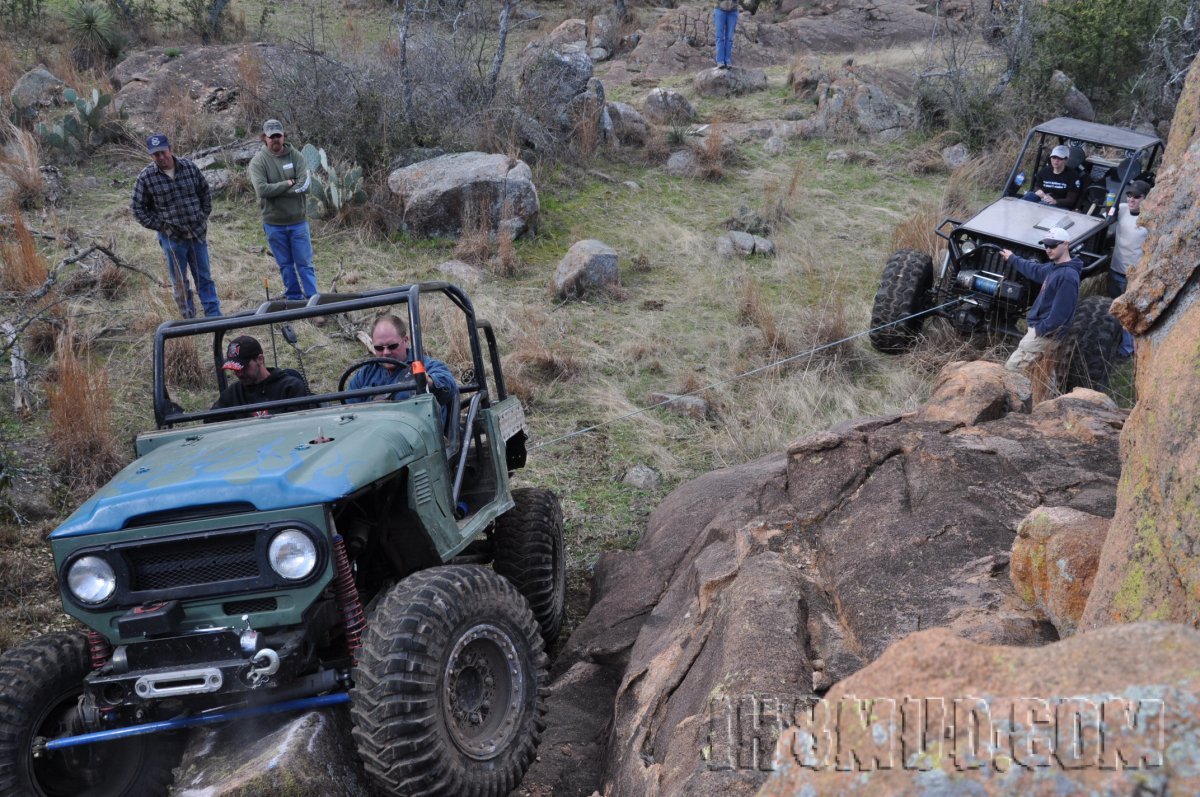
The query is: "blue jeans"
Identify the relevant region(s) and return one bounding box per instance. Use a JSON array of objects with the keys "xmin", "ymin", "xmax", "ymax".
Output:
[
  {"xmin": 157, "ymin": 232, "xmax": 221, "ymax": 318},
  {"xmin": 714, "ymin": 8, "xmax": 738, "ymax": 66},
  {"xmin": 264, "ymin": 221, "xmax": 317, "ymax": 301},
  {"xmin": 1108, "ymin": 270, "xmax": 1135, "ymax": 357}
]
